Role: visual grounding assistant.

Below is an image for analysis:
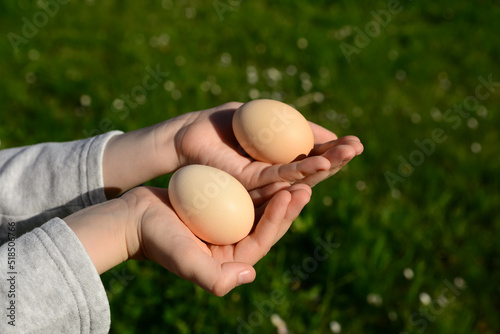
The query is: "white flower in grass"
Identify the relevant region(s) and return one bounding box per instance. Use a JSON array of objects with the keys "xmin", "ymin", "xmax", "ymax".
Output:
[
  {"xmin": 297, "ymin": 37, "xmax": 308, "ymax": 49},
  {"xmin": 286, "ymin": 65, "xmax": 297, "ymax": 76},
  {"xmin": 356, "ymin": 181, "xmax": 366, "ymax": 191},
  {"xmin": 454, "ymin": 277, "xmax": 466, "ymax": 289},
  {"xmin": 330, "ymin": 320, "xmax": 342, "ymax": 333},
  {"xmin": 220, "ymin": 52, "xmax": 232, "ymax": 66},
  {"xmin": 367, "ymin": 293, "xmax": 383, "ymax": 306},
  {"xmin": 403, "ymin": 268, "xmax": 414, "ymax": 280},
  {"xmin": 270, "ymin": 314, "xmax": 288, "ymax": 334},
  {"xmin": 80, "ymin": 95, "xmax": 92, "ymax": 107},
  {"xmin": 471, "ymin": 142, "xmax": 481, "ymax": 153},
  {"xmin": 419, "ymin": 292, "xmax": 431, "ymax": 305}
]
